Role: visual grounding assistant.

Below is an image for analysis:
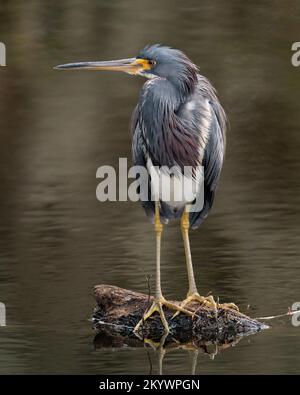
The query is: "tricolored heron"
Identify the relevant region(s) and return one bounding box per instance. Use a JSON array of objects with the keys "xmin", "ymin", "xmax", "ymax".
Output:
[{"xmin": 55, "ymin": 44, "xmax": 238, "ymax": 335}]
